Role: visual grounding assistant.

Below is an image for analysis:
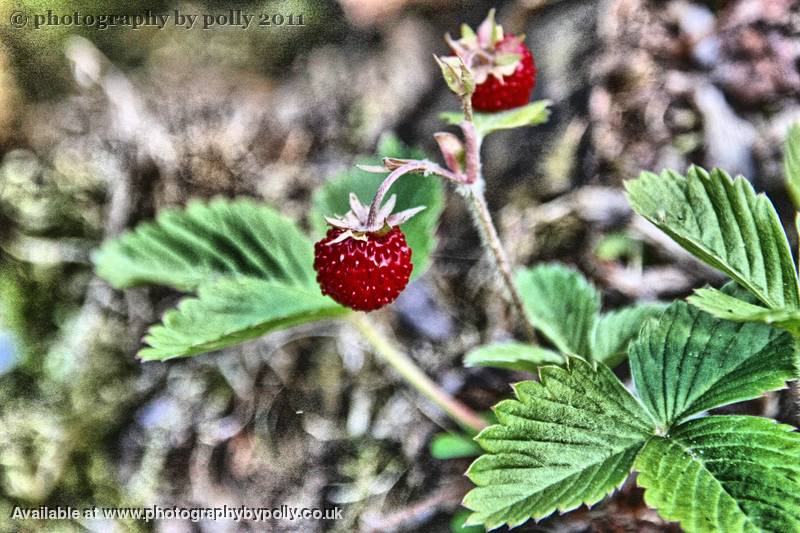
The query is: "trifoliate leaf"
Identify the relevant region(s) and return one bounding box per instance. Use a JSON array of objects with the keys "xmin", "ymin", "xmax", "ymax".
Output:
[
  {"xmin": 469, "ymin": 265, "xmax": 655, "ymax": 369},
  {"xmin": 463, "ymin": 358, "xmax": 653, "ymax": 529},
  {"xmin": 463, "ymin": 342, "xmax": 563, "ymax": 372},
  {"xmin": 635, "ymin": 416, "xmax": 800, "ymax": 533},
  {"xmin": 628, "ymin": 300, "xmax": 796, "ymax": 429},
  {"xmin": 785, "ymin": 124, "xmax": 800, "ymax": 211},
  {"xmin": 311, "ymin": 136, "xmax": 443, "ymax": 280},
  {"xmin": 430, "ymin": 432, "xmax": 483, "ymax": 460},
  {"xmin": 139, "ymin": 277, "xmax": 347, "ymax": 360},
  {"xmin": 625, "ymin": 166, "xmax": 800, "ymax": 309},
  {"xmin": 591, "ymin": 303, "xmax": 666, "ymax": 368},
  {"xmin": 515, "ymin": 264, "xmax": 600, "ymax": 356},
  {"xmin": 94, "ymin": 198, "xmax": 315, "ymax": 291},
  {"xmin": 440, "ymin": 100, "xmax": 551, "ymax": 139}
]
